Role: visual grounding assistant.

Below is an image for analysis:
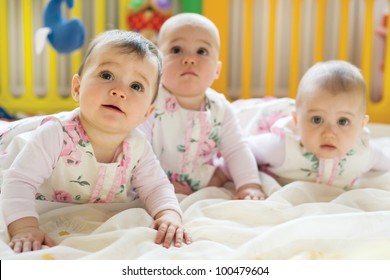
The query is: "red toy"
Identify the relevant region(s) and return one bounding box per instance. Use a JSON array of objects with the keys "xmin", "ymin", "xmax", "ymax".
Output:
[{"xmin": 127, "ymin": 0, "xmax": 172, "ymax": 43}]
